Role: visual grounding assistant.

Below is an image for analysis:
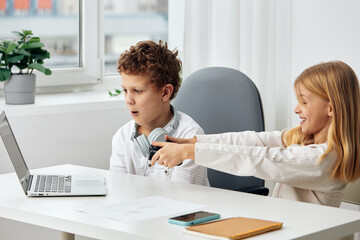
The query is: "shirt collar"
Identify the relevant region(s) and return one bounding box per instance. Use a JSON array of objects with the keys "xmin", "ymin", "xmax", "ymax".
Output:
[{"xmin": 130, "ymin": 105, "xmax": 178, "ymax": 141}]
